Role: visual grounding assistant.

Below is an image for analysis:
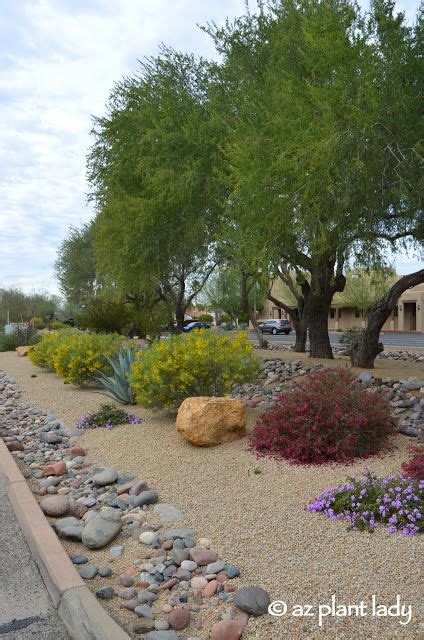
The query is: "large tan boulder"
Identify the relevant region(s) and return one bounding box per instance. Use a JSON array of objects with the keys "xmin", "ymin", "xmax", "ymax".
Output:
[
  {"xmin": 176, "ymin": 397, "xmax": 247, "ymax": 446},
  {"xmin": 16, "ymin": 345, "xmax": 30, "ymax": 356}
]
